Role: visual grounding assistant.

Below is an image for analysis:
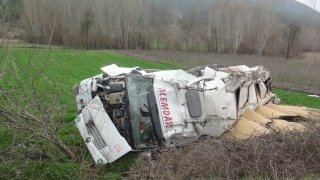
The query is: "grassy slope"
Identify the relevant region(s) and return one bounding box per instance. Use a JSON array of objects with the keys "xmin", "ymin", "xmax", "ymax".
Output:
[
  {"xmin": 273, "ymin": 88, "xmax": 320, "ymax": 109},
  {"xmin": 4, "ymin": 49, "xmax": 174, "ymax": 120},
  {"xmin": 0, "ymin": 48, "xmax": 176, "ymax": 179},
  {"xmin": 1, "ymin": 48, "xmax": 319, "ymax": 179}
]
